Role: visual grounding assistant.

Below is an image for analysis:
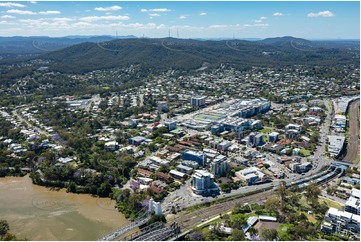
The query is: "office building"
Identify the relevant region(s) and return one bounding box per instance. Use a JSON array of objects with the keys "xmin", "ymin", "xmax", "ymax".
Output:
[
  {"xmin": 248, "ymin": 132, "xmax": 264, "ymax": 147},
  {"xmin": 268, "ymin": 132, "xmax": 279, "ymax": 143},
  {"xmin": 192, "ymin": 170, "xmax": 219, "ymax": 195},
  {"xmin": 190, "ymin": 96, "xmax": 206, "ymax": 106},
  {"xmin": 182, "ymin": 149, "xmax": 206, "ymax": 166},
  {"xmin": 157, "ymin": 101, "xmax": 168, "ymax": 112},
  {"xmin": 322, "ymin": 207, "xmax": 360, "ymax": 239},
  {"xmin": 163, "ymin": 119, "xmax": 177, "ymax": 131},
  {"xmin": 345, "ymin": 189, "xmax": 360, "ymax": 215},
  {"xmin": 210, "ymin": 155, "xmax": 229, "ymax": 176}
]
